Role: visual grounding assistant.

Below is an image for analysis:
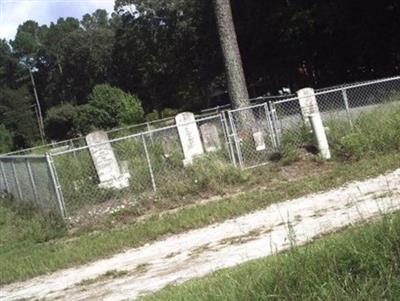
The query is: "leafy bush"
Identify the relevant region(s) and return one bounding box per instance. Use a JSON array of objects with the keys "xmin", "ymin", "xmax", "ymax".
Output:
[
  {"xmin": 44, "ymin": 103, "xmax": 78, "ymax": 140},
  {"xmin": 75, "ymin": 84, "xmax": 144, "ymax": 134},
  {"xmin": 161, "ymin": 108, "xmax": 179, "ymax": 118},
  {"xmin": 146, "ymin": 110, "xmax": 160, "ymax": 121},
  {"xmin": 75, "ymin": 104, "xmax": 113, "ymax": 134}
]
